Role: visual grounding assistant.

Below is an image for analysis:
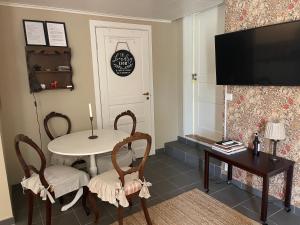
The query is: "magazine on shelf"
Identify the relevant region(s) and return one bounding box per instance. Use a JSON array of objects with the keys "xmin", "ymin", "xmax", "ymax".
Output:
[
  {"xmin": 212, "ymin": 147, "xmax": 247, "ymax": 155},
  {"xmin": 212, "ymin": 140, "xmax": 247, "ymax": 155},
  {"xmin": 214, "ymin": 143, "xmax": 243, "ymax": 149},
  {"xmin": 213, "ymin": 144, "xmax": 245, "ymax": 152},
  {"xmin": 212, "ymin": 145, "xmax": 247, "ymax": 154},
  {"xmin": 215, "ymin": 140, "xmax": 243, "ymax": 147}
]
